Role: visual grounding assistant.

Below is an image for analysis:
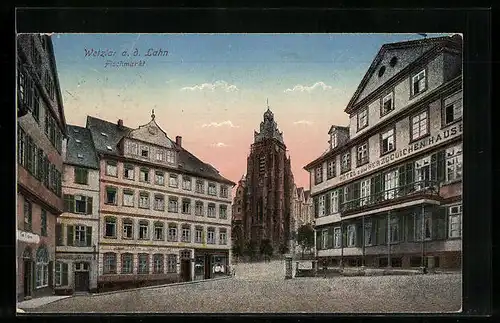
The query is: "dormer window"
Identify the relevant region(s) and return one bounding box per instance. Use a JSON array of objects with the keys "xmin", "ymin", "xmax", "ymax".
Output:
[
  {"xmin": 75, "ymin": 139, "xmax": 81, "ymax": 143},
  {"xmin": 330, "ymin": 132, "xmax": 338, "ymax": 150},
  {"xmin": 314, "ymin": 166, "xmax": 323, "ymax": 185},
  {"xmin": 381, "ymin": 92, "xmax": 394, "ymax": 116},
  {"xmin": 106, "ymin": 146, "xmax": 112, "ymax": 151},
  {"xmin": 101, "ymin": 132, "xmax": 108, "ymax": 137},
  {"xmin": 357, "ymin": 109, "xmax": 368, "ymax": 131},
  {"xmin": 77, "ymin": 154, "xmax": 83, "ymax": 159},
  {"xmin": 411, "ymin": 69, "xmax": 427, "ymax": 96}
]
